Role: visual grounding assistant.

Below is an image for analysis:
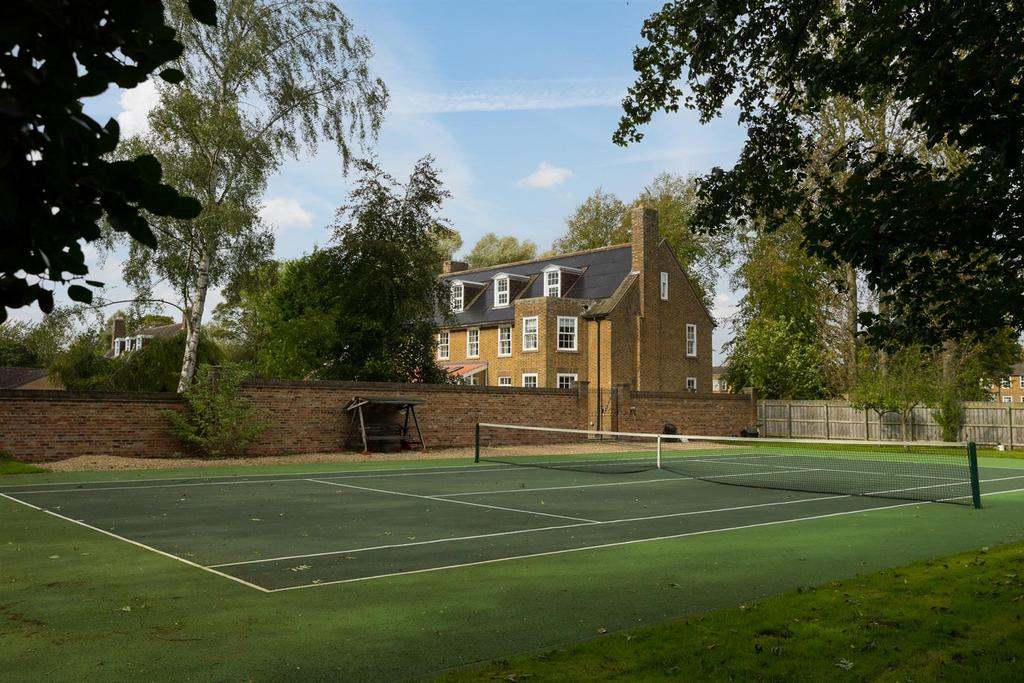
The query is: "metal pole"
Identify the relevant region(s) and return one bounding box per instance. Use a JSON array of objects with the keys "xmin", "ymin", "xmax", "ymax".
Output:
[
  {"xmin": 824, "ymin": 403, "xmax": 831, "ymax": 440},
  {"xmin": 474, "ymin": 423, "xmax": 481, "ymax": 462},
  {"xmin": 656, "ymin": 435, "xmax": 662, "ymax": 469},
  {"xmin": 968, "ymin": 441, "xmax": 982, "ymax": 509},
  {"xmin": 1009, "ymin": 405, "xmax": 1014, "ymax": 450}
]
